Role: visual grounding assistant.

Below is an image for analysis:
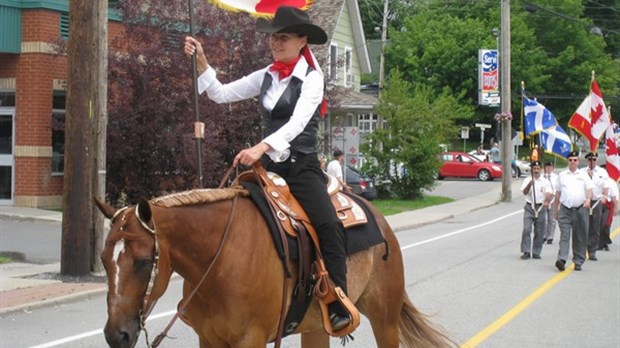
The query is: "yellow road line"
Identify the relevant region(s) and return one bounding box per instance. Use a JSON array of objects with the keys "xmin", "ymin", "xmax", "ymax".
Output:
[{"xmin": 461, "ymin": 226, "xmax": 620, "ymax": 348}]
